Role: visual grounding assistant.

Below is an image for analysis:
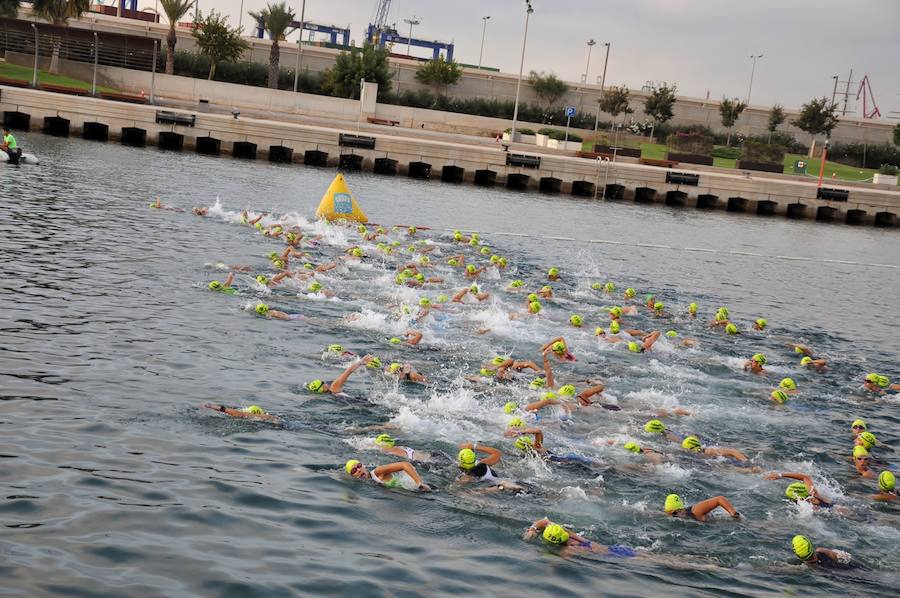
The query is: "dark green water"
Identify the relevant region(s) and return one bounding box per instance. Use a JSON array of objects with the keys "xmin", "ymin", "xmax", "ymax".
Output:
[{"xmin": 1, "ymin": 133, "xmax": 898, "ymax": 597}]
